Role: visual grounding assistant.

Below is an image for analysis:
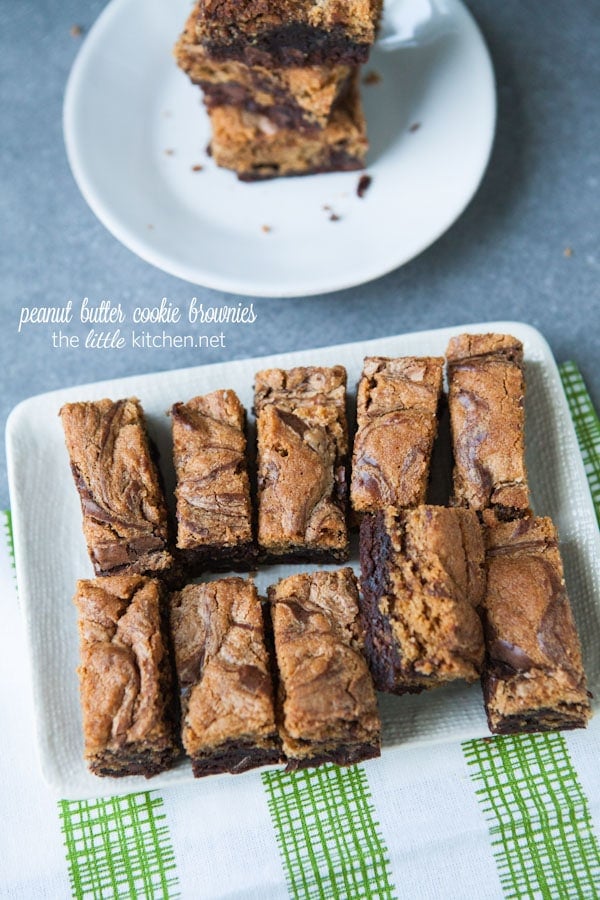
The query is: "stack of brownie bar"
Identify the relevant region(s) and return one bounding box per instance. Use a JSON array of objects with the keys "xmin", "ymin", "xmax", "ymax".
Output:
[
  {"xmin": 59, "ymin": 332, "xmax": 592, "ymax": 782},
  {"xmin": 174, "ymin": 0, "xmax": 382, "ymax": 179}
]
